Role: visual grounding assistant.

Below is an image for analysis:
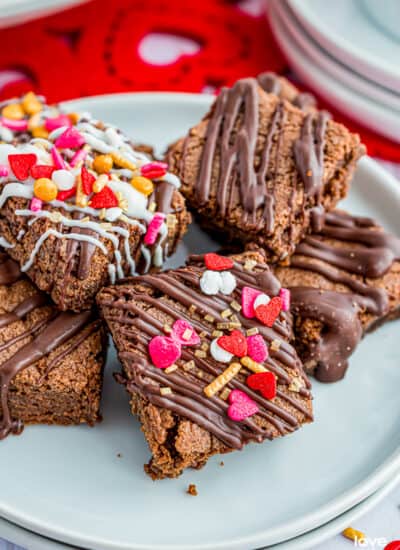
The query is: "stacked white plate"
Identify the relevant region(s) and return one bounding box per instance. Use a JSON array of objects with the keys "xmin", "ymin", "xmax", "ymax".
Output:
[
  {"xmin": 0, "ymin": 93, "xmax": 400, "ymax": 550},
  {"xmin": 266, "ymin": 0, "xmax": 400, "ymax": 143},
  {"xmin": 0, "ymin": 0, "xmax": 88, "ymax": 28}
]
